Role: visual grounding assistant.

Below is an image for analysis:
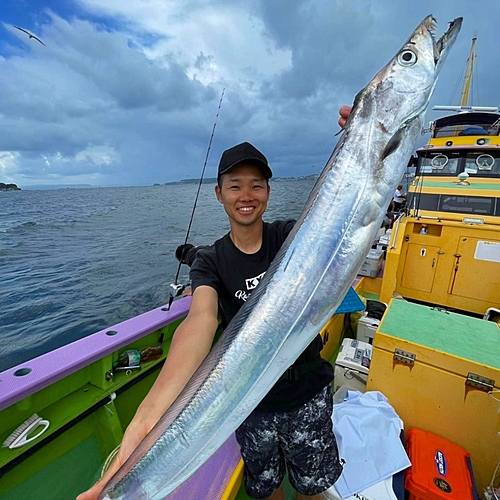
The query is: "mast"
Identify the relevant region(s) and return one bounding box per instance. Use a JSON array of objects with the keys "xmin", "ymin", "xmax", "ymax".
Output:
[
  {"xmin": 433, "ymin": 37, "xmax": 497, "ymax": 114},
  {"xmin": 459, "ymin": 36, "xmax": 477, "ymax": 106}
]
